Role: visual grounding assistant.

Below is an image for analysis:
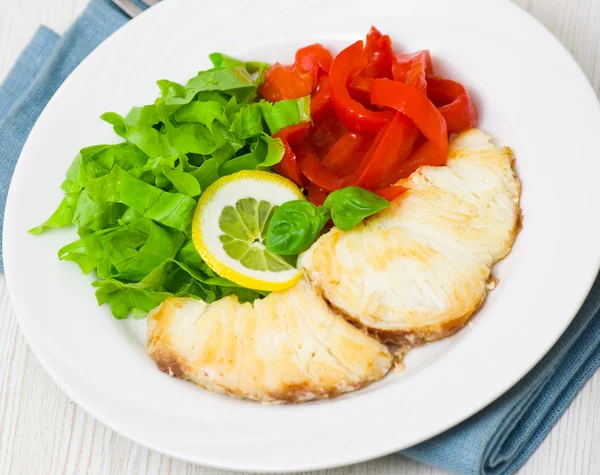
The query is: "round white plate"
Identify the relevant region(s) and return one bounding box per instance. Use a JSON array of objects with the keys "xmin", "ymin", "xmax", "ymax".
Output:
[{"xmin": 5, "ymin": 0, "xmax": 600, "ymax": 472}]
